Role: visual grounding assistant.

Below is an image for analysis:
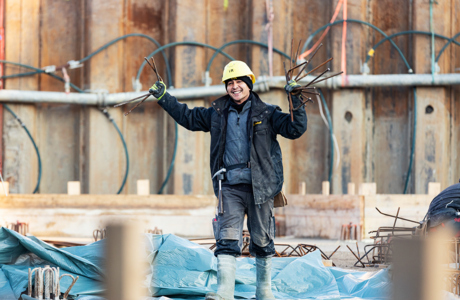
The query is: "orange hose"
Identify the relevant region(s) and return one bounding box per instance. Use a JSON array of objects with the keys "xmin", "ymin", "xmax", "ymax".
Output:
[{"xmin": 299, "ymin": 0, "xmax": 343, "ymax": 60}]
